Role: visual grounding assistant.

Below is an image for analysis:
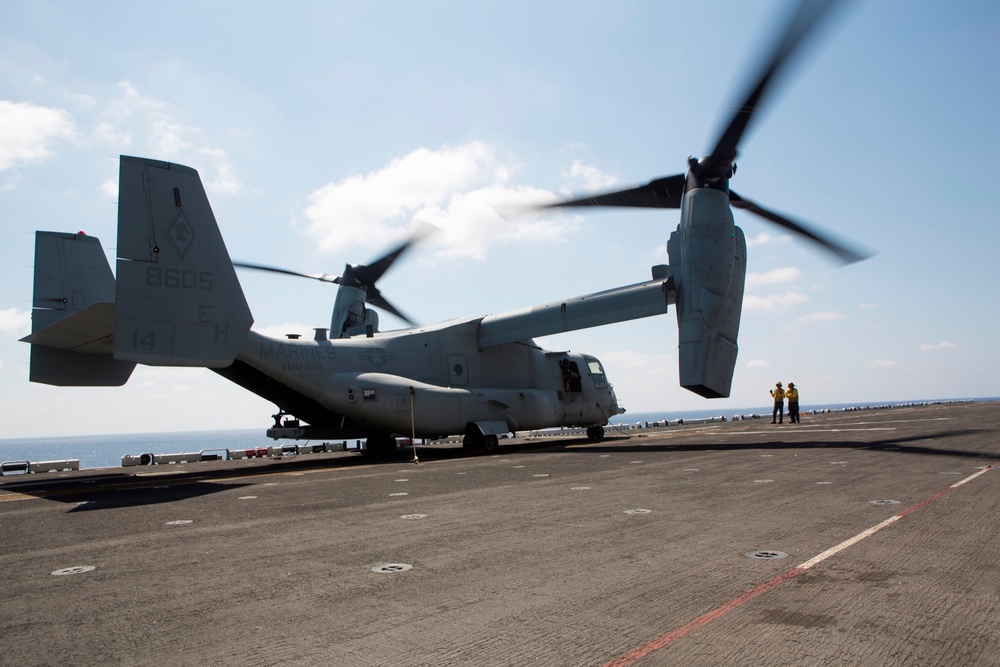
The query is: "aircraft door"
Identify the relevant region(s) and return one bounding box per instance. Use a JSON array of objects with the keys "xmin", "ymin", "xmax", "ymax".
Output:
[
  {"xmin": 559, "ymin": 359, "xmax": 583, "ymax": 393},
  {"xmin": 448, "ymin": 354, "xmax": 469, "ymax": 387},
  {"xmin": 559, "ymin": 357, "xmax": 584, "ymax": 420}
]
